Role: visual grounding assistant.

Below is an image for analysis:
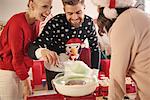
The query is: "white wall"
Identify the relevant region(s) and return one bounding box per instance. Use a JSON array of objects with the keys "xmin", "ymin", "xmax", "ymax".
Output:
[
  {"xmin": 85, "ymin": 0, "xmax": 98, "ymax": 18},
  {"xmin": 1, "ymin": 0, "xmax": 150, "ymax": 24},
  {"xmin": 0, "ymin": 0, "xmax": 98, "ymax": 23},
  {"xmin": 51, "ymin": 0, "xmax": 64, "ymax": 16},
  {"xmin": 145, "ymin": 0, "xmax": 150, "ymax": 13},
  {"xmin": 0, "ymin": 0, "xmax": 28, "ymax": 23}
]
